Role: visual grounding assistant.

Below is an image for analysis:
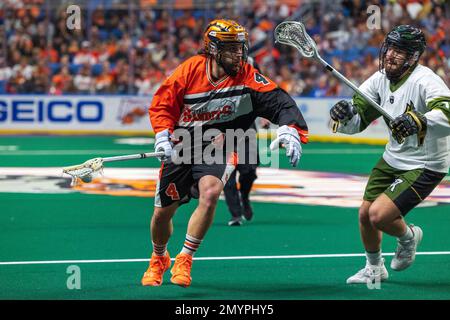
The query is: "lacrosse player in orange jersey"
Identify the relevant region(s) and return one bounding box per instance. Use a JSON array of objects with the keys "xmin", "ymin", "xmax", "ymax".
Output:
[{"xmin": 141, "ymin": 19, "xmax": 309, "ymax": 287}]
